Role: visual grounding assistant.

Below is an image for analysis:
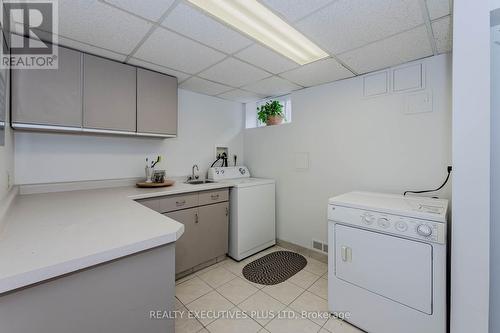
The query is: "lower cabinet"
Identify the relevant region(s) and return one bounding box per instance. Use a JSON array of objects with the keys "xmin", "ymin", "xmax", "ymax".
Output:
[
  {"xmin": 161, "ymin": 193, "xmax": 229, "ymax": 274},
  {"xmin": 197, "ymin": 202, "xmax": 229, "ymax": 264},
  {"xmin": 165, "ymin": 208, "xmax": 199, "ymax": 273}
]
